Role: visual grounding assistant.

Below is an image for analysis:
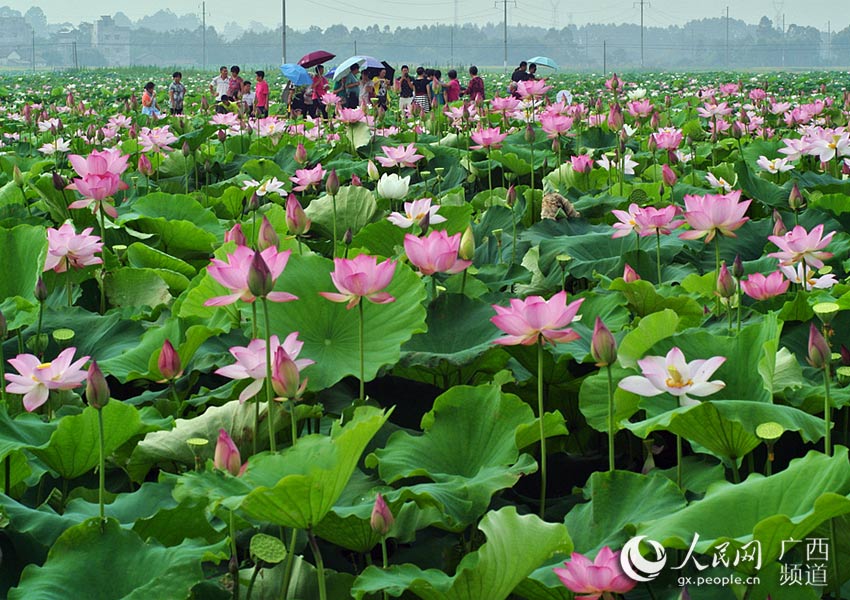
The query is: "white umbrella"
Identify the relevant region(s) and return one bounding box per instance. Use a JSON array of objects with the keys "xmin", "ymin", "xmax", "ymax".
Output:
[{"xmin": 332, "ymin": 56, "xmax": 368, "ymax": 82}]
